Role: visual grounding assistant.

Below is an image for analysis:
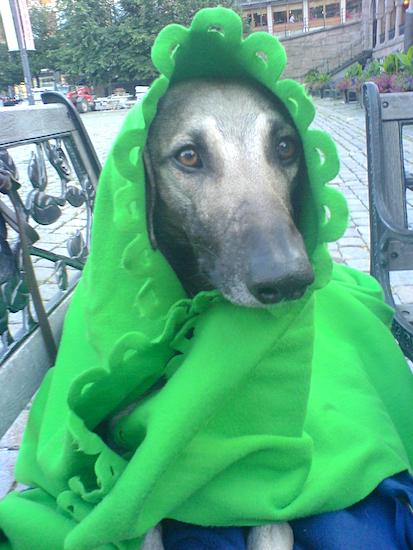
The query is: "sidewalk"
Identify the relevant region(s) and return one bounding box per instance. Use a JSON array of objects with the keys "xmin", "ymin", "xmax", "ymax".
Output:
[
  {"xmin": 314, "ymin": 97, "xmax": 413, "ymax": 305},
  {"xmin": 1, "ymin": 96, "xmax": 412, "ymax": 498}
]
